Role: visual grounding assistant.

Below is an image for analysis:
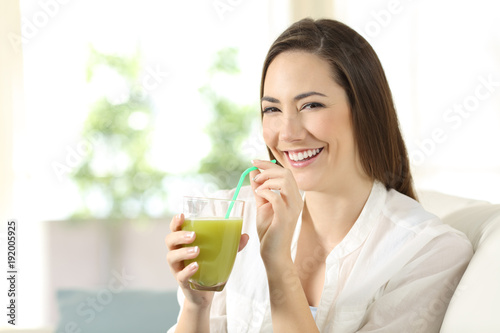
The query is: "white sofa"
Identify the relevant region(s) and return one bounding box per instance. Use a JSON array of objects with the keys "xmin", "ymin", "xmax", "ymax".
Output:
[
  {"xmin": 37, "ymin": 189, "xmax": 499, "ymax": 333},
  {"xmin": 418, "ymin": 190, "xmax": 500, "ymax": 333}
]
